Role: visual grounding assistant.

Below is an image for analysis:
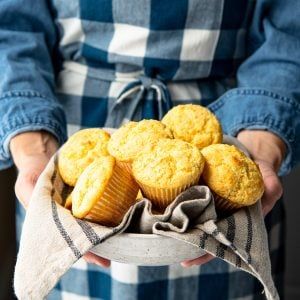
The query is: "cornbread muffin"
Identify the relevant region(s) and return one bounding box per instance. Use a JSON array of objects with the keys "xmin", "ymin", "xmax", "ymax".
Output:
[
  {"xmin": 136, "ymin": 190, "xmax": 144, "ymax": 200},
  {"xmin": 132, "ymin": 139, "xmax": 205, "ymax": 210},
  {"xmin": 107, "ymin": 120, "xmax": 173, "ymax": 172},
  {"xmin": 161, "ymin": 104, "xmax": 222, "ymax": 149},
  {"xmin": 64, "ymin": 193, "xmax": 73, "ymax": 209},
  {"xmin": 58, "ymin": 128, "xmax": 110, "ymax": 186},
  {"xmin": 72, "ymin": 156, "xmax": 139, "ymax": 226},
  {"xmin": 201, "ymin": 144, "xmax": 264, "ymax": 211}
]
